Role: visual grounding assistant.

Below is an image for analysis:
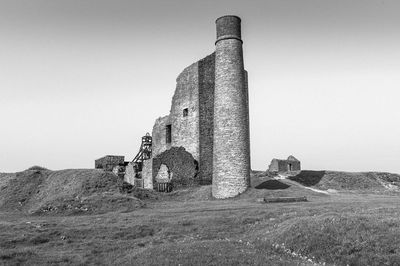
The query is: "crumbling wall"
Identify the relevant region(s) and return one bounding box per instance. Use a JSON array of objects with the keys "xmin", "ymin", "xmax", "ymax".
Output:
[
  {"xmin": 152, "ymin": 116, "xmax": 171, "ymax": 157},
  {"xmin": 152, "ymin": 147, "xmax": 198, "ymax": 188},
  {"xmin": 268, "ymin": 159, "xmax": 279, "ymax": 172},
  {"xmin": 169, "ymin": 62, "xmax": 200, "ymax": 160},
  {"xmin": 268, "ymin": 158, "xmax": 301, "ymax": 172},
  {"xmin": 198, "ymin": 53, "xmax": 215, "ymax": 184}
]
